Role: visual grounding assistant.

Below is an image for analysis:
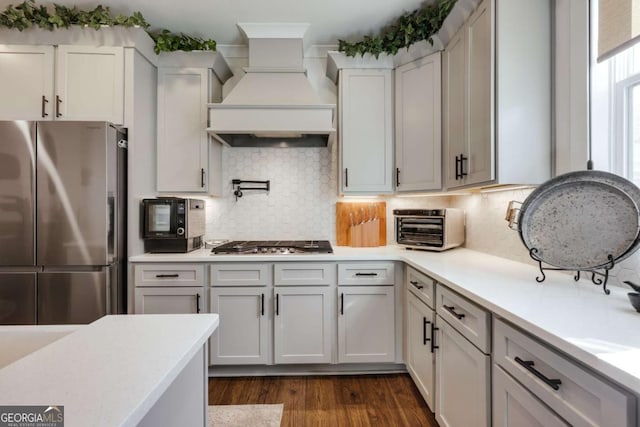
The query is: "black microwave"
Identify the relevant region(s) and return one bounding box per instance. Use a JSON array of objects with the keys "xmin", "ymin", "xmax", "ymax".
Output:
[{"xmin": 141, "ymin": 198, "xmax": 205, "ymax": 252}]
